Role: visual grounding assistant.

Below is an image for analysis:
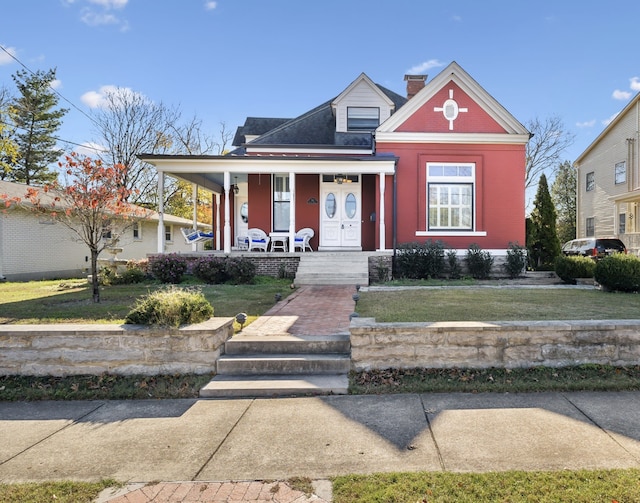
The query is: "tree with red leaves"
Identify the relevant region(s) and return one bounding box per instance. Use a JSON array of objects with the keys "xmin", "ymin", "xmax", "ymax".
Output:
[{"xmin": 3, "ymin": 153, "xmax": 149, "ymax": 302}]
